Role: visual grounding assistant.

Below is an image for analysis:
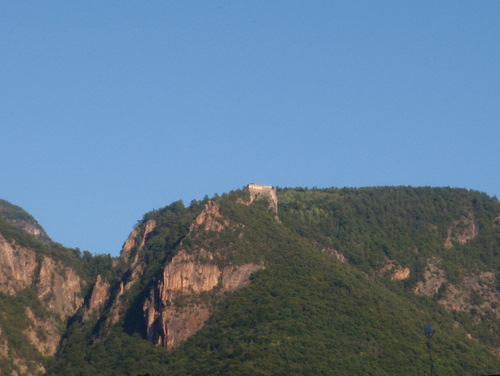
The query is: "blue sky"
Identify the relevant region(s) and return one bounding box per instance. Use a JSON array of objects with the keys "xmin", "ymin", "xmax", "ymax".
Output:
[{"xmin": 1, "ymin": 2, "xmax": 499, "ymax": 256}]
